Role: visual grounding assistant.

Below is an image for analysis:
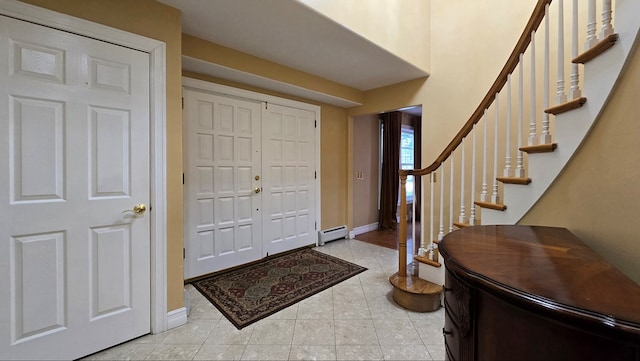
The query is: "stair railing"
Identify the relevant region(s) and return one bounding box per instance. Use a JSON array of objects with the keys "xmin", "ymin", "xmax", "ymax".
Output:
[{"xmin": 397, "ymin": 0, "xmax": 617, "ymax": 277}]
